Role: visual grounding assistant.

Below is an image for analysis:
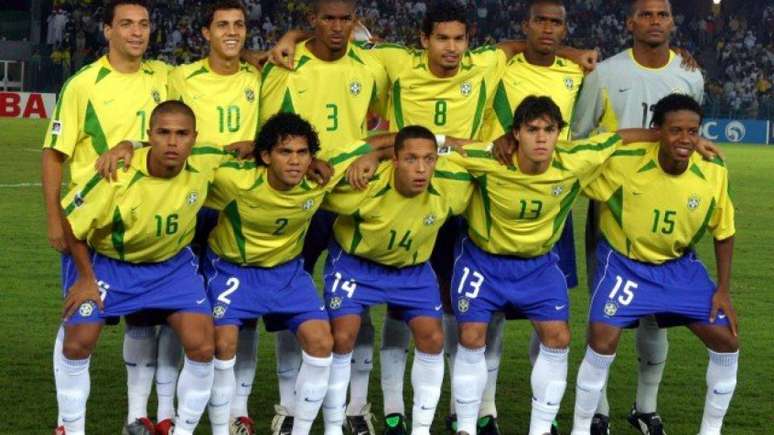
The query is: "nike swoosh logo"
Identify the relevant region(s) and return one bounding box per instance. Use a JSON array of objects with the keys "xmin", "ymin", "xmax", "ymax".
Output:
[
  {"xmin": 434, "ymin": 304, "xmax": 443, "ymax": 311},
  {"xmin": 718, "ymin": 313, "xmax": 727, "ymax": 319},
  {"xmin": 196, "ymin": 298, "xmax": 207, "ymax": 304},
  {"xmin": 619, "ymin": 88, "xmax": 631, "ymax": 93},
  {"xmin": 304, "ymin": 397, "xmax": 323, "ymax": 403},
  {"xmin": 298, "ymin": 89, "xmax": 308, "ymax": 94},
  {"xmin": 104, "ymin": 99, "xmax": 115, "ymax": 105},
  {"xmin": 646, "ymin": 360, "xmax": 666, "ymax": 366},
  {"xmin": 555, "ymin": 305, "xmax": 567, "ymax": 310},
  {"xmin": 632, "ymin": 192, "xmax": 643, "ymax": 196},
  {"xmin": 713, "ymin": 389, "xmax": 733, "ymax": 395},
  {"xmin": 456, "ymin": 399, "xmax": 478, "ymax": 405},
  {"xmin": 363, "ymin": 359, "xmax": 373, "ymax": 365},
  {"xmin": 420, "ymin": 405, "xmax": 435, "ymax": 410},
  {"xmin": 241, "ymin": 383, "xmax": 252, "ymax": 388},
  {"xmin": 185, "ymin": 419, "xmax": 198, "ymax": 425}
]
